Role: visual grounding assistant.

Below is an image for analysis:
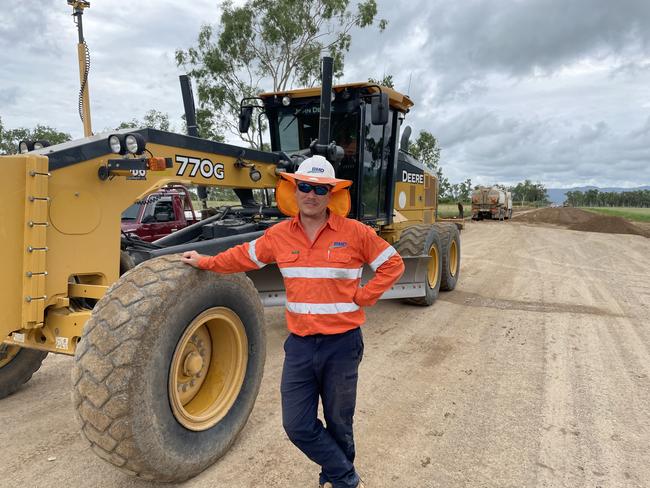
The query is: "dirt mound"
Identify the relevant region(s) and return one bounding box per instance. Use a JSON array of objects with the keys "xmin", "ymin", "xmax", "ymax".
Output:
[{"xmin": 513, "ymin": 207, "xmax": 649, "ymax": 238}]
